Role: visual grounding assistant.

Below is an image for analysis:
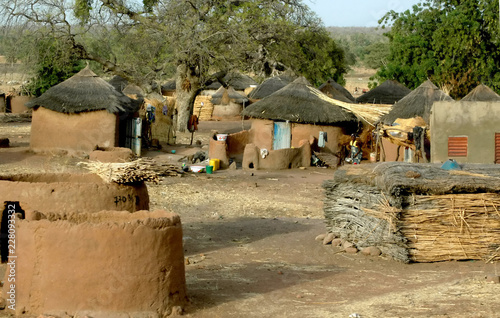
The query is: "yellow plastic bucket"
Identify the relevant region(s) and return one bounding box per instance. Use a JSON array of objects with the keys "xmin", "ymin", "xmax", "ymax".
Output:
[{"xmin": 209, "ymin": 159, "xmax": 220, "ymax": 171}]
